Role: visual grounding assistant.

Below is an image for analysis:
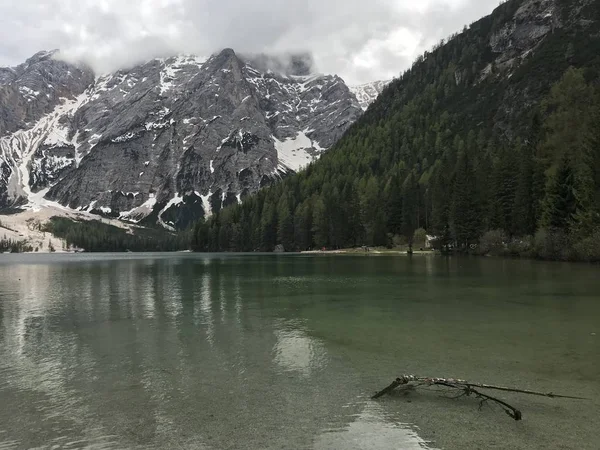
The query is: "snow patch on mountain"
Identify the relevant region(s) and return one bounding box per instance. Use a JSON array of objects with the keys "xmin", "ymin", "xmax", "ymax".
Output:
[
  {"xmin": 119, "ymin": 195, "xmax": 157, "ymax": 223},
  {"xmin": 157, "ymin": 193, "xmax": 184, "ymax": 231},
  {"xmin": 273, "ymin": 132, "xmax": 325, "ymax": 172},
  {"xmin": 350, "ymin": 80, "xmax": 391, "ymax": 110},
  {"xmin": 200, "ymin": 191, "xmax": 213, "ymax": 218},
  {"xmin": 0, "ymin": 93, "xmax": 89, "ymax": 206}
]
